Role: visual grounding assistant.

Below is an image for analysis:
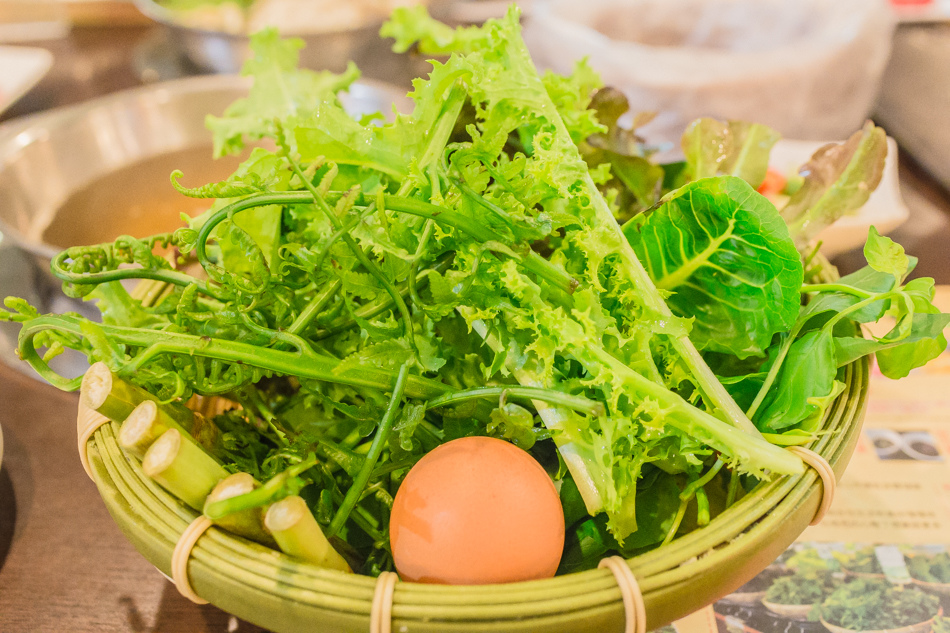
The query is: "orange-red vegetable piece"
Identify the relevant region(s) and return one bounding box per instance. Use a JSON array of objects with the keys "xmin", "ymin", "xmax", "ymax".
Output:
[{"xmin": 757, "ymin": 168, "xmax": 788, "ymax": 197}]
